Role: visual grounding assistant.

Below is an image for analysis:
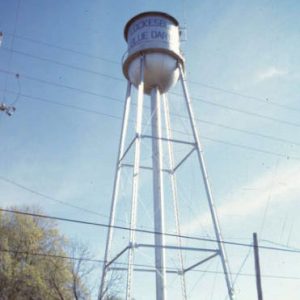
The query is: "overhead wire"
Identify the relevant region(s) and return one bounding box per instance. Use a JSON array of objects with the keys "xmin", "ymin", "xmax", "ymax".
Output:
[
  {"xmin": 0, "ymin": 47, "xmax": 124, "ymax": 82},
  {"xmin": 3, "ymin": 32, "xmax": 300, "ymax": 114},
  {"xmin": 188, "ymin": 80, "xmax": 300, "ymax": 113},
  {"xmin": 0, "ymin": 247, "xmax": 300, "ymax": 281},
  {"xmin": 1, "ymin": 0, "xmax": 21, "ymax": 103},
  {"xmin": 0, "ymin": 68, "xmax": 122, "ymax": 103},
  {"xmin": 188, "ymin": 260, "xmax": 214, "ymax": 298},
  {"xmin": 192, "ymin": 118, "xmax": 300, "ymax": 147},
  {"xmin": 229, "ymin": 246, "xmax": 253, "ymax": 299},
  {"xmin": 1, "ymin": 66, "xmax": 299, "ymax": 148},
  {"xmin": 0, "ymin": 248, "xmax": 103, "ymax": 264},
  {"xmin": 210, "ymin": 261, "xmax": 220, "ymax": 300},
  {"xmin": 259, "ymin": 158, "xmax": 281, "ymax": 239},
  {"xmin": 11, "ymin": 73, "xmax": 22, "ymax": 105},
  {"xmin": 2, "ymin": 207, "xmax": 300, "ymax": 292},
  {"xmin": 202, "ymin": 136, "xmax": 295, "ymax": 159},
  {"xmin": 4, "ymin": 32, "xmax": 120, "ymax": 65},
  {"xmin": 2, "ymin": 207, "xmax": 300, "ymax": 255},
  {"xmin": 1, "ymin": 11, "xmax": 299, "ymax": 295},
  {"xmin": 286, "ymin": 220, "xmax": 295, "ymax": 247},
  {"xmin": 260, "ymin": 239, "xmax": 300, "ymax": 251},
  {"xmin": 182, "ymin": 0, "xmax": 187, "ymax": 26},
  {"xmin": 0, "ymin": 88, "xmax": 121, "ymax": 119},
  {"xmin": 1, "ymin": 30, "xmax": 299, "ymax": 270},
  {"xmin": 1, "ymin": 46, "xmax": 300, "ymax": 127},
  {"xmin": 0, "ymin": 88, "xmax": 298, "ymax": 160},
  {"xmin": 171, "ymin": 91, "xmax": 300, "ymax": 128},
  {"xmin": 0, "ymin": 175, "xmax": 126, "ymax": 224},
  {"xmin": 0, "ymin": 174, "xmax": 209, "ymax": 235}
]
